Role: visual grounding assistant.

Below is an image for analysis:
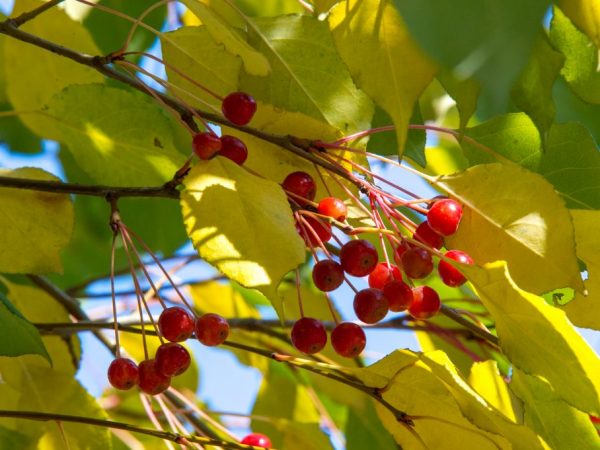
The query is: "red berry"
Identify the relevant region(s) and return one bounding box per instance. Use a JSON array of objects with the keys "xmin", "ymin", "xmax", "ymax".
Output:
[
  {"xmin": 195, "ymin": 313, "xmax": 229, "ymax": 346},
  {"xmin": 368, "ymin": 262, "xmax": 402, "ymax": 289},
  {"xmin": 393, "ymin": 244, "xmax": 409, "ymax": 266},
  {"xmin": 331, "ymin": 322, "xmax": 366, "ymax": 358},
  {"xmin": 383, "ymin": 280, "xmax": 413, "ymax": 312},
  {"xmin": 401, "ymin": 247, "xmax": 433, "ymax": 279},
  {"xmin": 340, "ymin": 239, "xmax": 379, "ymax": 277},
  {"xmin": 427, "ymin": 199, "xmax": 463, "ymax": 236},
  {"xmin": 107, "ymin": 357, "xmax": 139, "ymax": 390},
  {"xmin": 155, "ymin": 343, "xmax": 191, "ymax": 377},
  {"xmin": 318, "ymin": 197, "xmax": 348, "ymax": 221},
  {"xmin": 282, "ymin": 171, "xmax": 316, "ymax": 205},
  {"xmin": 413, "ymin": 221, "xmax": 444, "ymax": 249},
  {"xmin": 590, "ymin": 415, "xmax": 600, "ymax": 424},
  {"xmin": 138, "ymin": 359, "xmax": 171, "ymax": 395},
  {"xmin": 409, "ymin": 286, "xmax": 441, "ymax": 319},
  {"xmin": 219, "ymin": 135, "xmax": 248, "ymax": 165},
  {"xmin": 353, "ymin": 288, "xmax": 389, "ymax": 324},
  {"xmin": 158, "ymin": 307, "xmax": 195, "ymax": 342},
  {"xmin": 192, "ymin": 132, "xmax": 221, "ymax": 160},
  {"xmin": 221, "ymin": 91, "xmax": 257, "ymax": 126},
  {"xmin": 312, "ymin": 259, "xmax": 344, "ymax": 292},
  {"xmin": 296, "ymin": 216, "xmax": 332, "ymax": 247},
  {"xmin": 438, "ymin": 250, "xmax": 474, "ymax": 287},
  {"xmin": 291, "ymin": 317, "xmax": 327, "ymax": 354},
  {"xmin": 241, "ymin": 433, "xmax": 272, "ymax": 448}
]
